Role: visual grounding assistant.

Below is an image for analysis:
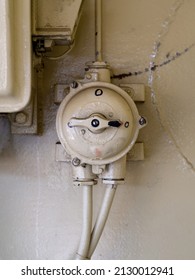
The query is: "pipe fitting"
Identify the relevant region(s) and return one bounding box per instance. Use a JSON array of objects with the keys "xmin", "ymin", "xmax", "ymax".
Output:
[{"xmin": 72, "ymin": 164, "xmax": 97, "ymax": 187}]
